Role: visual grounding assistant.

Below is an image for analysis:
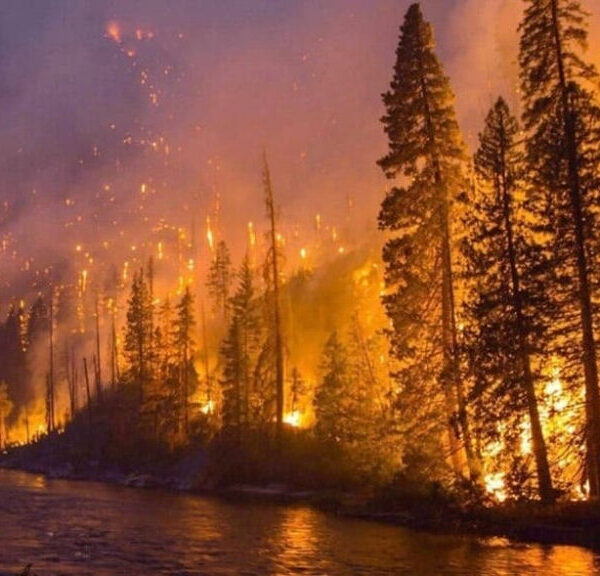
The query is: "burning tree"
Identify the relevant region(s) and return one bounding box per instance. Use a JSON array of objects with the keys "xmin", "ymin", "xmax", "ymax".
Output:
[
  {"xmin": 207, "ymin": 240, "xmax": 233, "ymax": 320},
  {"xmin": 377, "ymin": 3, "xmax": 479, "ymax": 481},
  {"xmin": 519, "ymin": 0, "xmax": 600, "ymax": 498},
  {"xmin": 461, "ymin": 98, "xmax": 554, "ymax": 502},
  {"xmin": 220, "ymin": 256, "xmax": 262, "ymax": 439}
]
